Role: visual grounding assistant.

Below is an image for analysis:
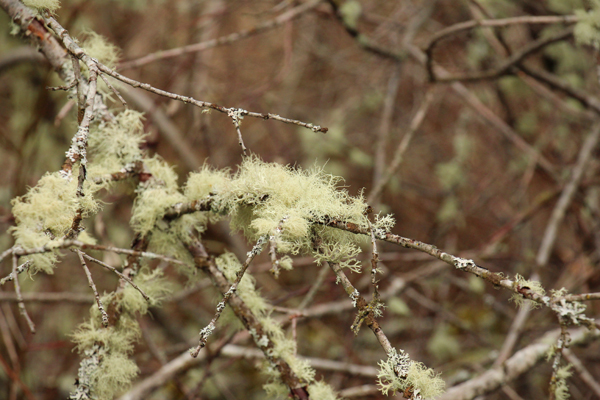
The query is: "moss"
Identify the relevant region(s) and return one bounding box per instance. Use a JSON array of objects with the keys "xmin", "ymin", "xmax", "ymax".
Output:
[{"xmin": 93, "ymin": 351, "xmax": 138, "ymax": 399}]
